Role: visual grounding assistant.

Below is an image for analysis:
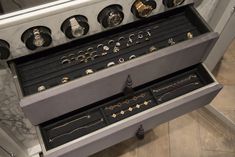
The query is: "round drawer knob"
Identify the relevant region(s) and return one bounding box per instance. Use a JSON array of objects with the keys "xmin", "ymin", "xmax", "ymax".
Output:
[
  {"xmin": 61, "ymin": 15, "xmax": 89, "ymax": 39},
  {"xmin": 163, "ymin": 0, "xmax": 185, "ymax": 8},
  {"xmin": 131, "ymin": 0, "xmax": 157, "ymax": 18},
  {"xmin": 98, "ymin": 5, "xmax": 124, "ymax": 28},
  {"xmin": 0, "ymin": 39, "xmax": 10, "ymax": 60},
  {"xmin": 21, "ymin": 26, "xmax": 52, "ymax": 50}
]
